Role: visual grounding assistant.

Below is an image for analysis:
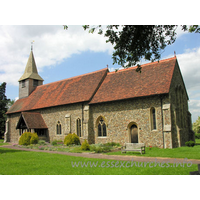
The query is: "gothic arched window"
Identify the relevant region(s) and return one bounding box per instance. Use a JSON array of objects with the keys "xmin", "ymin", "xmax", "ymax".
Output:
[
  {"xmin": 57, "ymin": 121, "xmax": 62, "ymax": 135},
  {"xmin": 76, "ymin": 118, "xmax": 81, "ymax": 137},
  {"xmin": 97, "ymin": 117, "xmax": 107, "ymax": 137}
]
